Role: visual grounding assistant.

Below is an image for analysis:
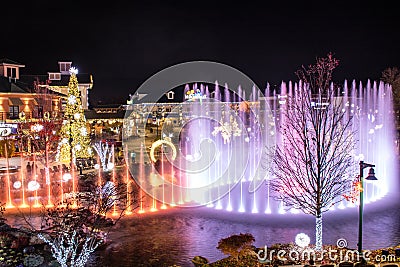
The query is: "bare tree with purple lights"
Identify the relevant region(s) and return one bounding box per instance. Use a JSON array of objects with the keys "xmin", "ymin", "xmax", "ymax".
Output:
[{"xmin": 266, "ymin": 53, "xmax": 356, "ymax": 250}]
